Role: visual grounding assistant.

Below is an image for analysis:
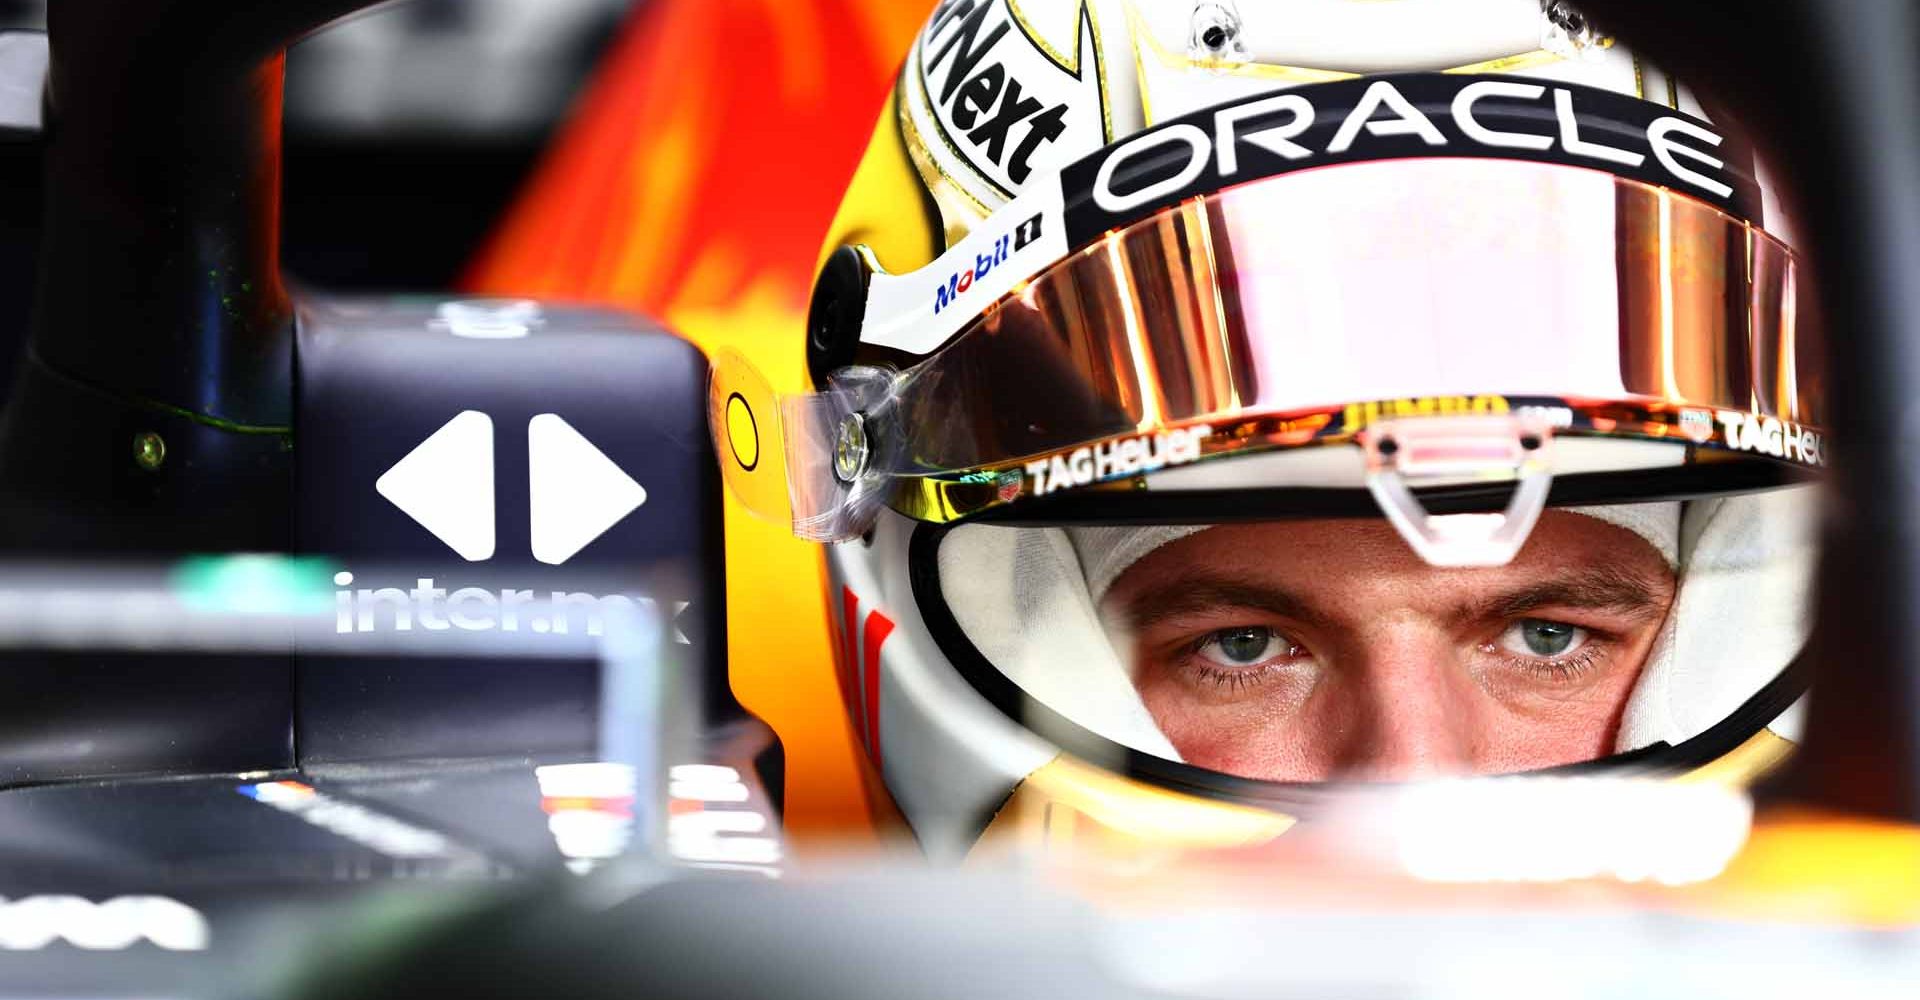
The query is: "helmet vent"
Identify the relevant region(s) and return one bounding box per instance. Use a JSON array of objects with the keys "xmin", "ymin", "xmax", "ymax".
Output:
[
  {"xmin": 1541, "ymin": 1, "xmax": 1602, "ymax": 57},
  {"xmin": 1188, "ymin": 2, "xmax": 1248, "ymax": 64}
]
